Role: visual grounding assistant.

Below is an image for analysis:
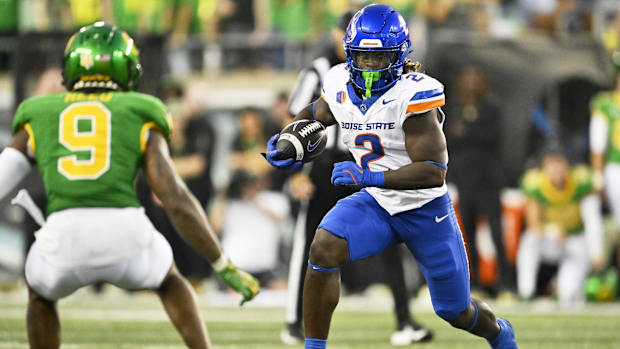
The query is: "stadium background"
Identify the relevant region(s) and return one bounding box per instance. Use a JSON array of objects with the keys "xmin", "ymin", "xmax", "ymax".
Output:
[{"xmin": 0, "ymin": 0, "xmax": 619, "ymax": 348}]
